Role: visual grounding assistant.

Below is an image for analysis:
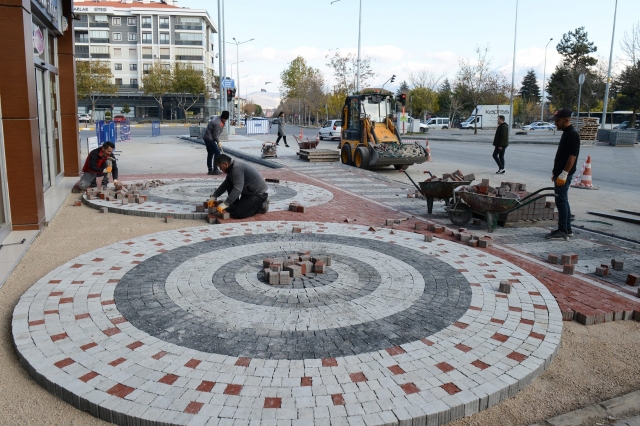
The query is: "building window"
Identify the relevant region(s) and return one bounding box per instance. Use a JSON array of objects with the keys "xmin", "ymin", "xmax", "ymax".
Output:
[
  {"xmin": 128, "ymin": 33, "xmax": 137, "ymax": 41},
  {"xmin": 130, "ymin": 64, "xmax": 137, "ymax": 71},
  {"xmin": 130, "ymin": 79, "xmax": 138, "ymax": 86},
  {"xmin": 114, "ymin": 48, "xmax": 122, "ymax": 56},
  {"xmin": 160, "ymin": 47, "xmax": 170, "ymax": 59},
  {"xmin": 113, "ymin": 33, "xmax": 122, "ymax": 41},
  {"xmin": 127, "ymin": 17, "xmax": 136, "ymax": 26},
  {"xmin": 115, "ymin": 63, "xmax": 122, "ymax": 70},
  {"xmin": 143, "ymin": 63, "xmax": 151, "ymax": 74},
  {"xmin": 115, "ymin": 78, "xmax": 123, "ymax": 85},
  {"xmin": 175, "ymin": 16, "xmax": 201, "ymax": 30},
  {"xmin": 89, "ymin": 45, "xmax": 110, "ymax": 58},
  {"xmin": 76, "ymin": 32, "xmax": 88, "ymax": 43},
  {"xmin": 89, "ymin": 30, "xmax": 110, "ymax": 43},
  {"xmin": 159, "ymin": 17, "xmax": 169, "ymax": 28},
  {"xmin": 129, "ymin": 48, "xmax": 137, "ymax": 56},
  {"xmin": 112, "ymin": 17, "xmax": 121, "ymax": 26},
  {"xmin": 160, "ymin": 33, "xmax": 170, "ymax": 44},
  {"xmin": 141, "ymin": 16, "xmax": 152, "ymax": 28},
  {"xmin": 175, "ymin": 32, "xmax": 202, "ymax": 46},
  {"xmin": 75, "ymin": 45, "xmax": 89, "ymax": 58},
  {"xmin": 142, "ymin": 47, "xmax": 152, "ymax": 59},
  {"xmin": 142, "ymin": 32, "xmax": 152, "ymax": 44},
  {"xmin": 91, "ymin": 15, "xmax": 108, "ymax": 27}
]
